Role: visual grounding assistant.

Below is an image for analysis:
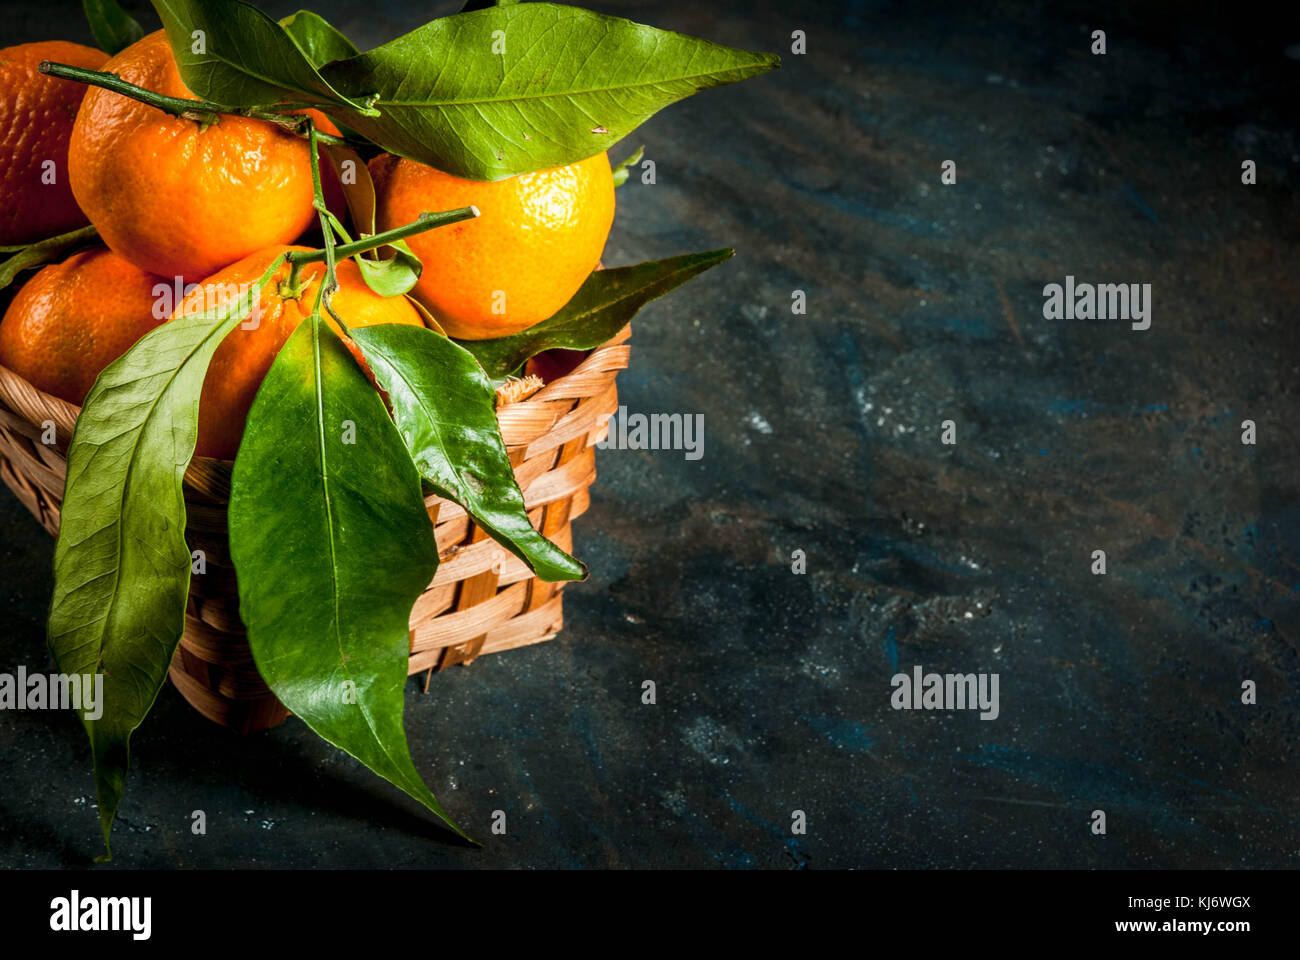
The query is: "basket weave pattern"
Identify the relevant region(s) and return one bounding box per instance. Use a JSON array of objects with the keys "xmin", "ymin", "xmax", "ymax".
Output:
[{"xmin": 0, "ymin": 325, "xmax": 629, "ymax": 733}]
